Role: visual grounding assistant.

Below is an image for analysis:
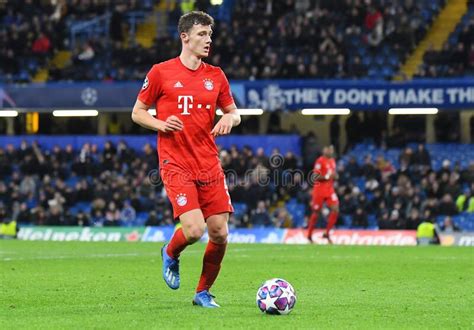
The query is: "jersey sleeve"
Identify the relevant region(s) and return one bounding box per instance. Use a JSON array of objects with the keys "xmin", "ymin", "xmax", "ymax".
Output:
[
  {"xmin": 313, "ymin": 158, "xmax": 326, "ymax": 177},
  {"xmin": 217, "ymin": 68, "xmax": 234, "ymax": 109},
  {"xmin": 137, "ymin": 65, "xmax": 162, "ymax": 106}
]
